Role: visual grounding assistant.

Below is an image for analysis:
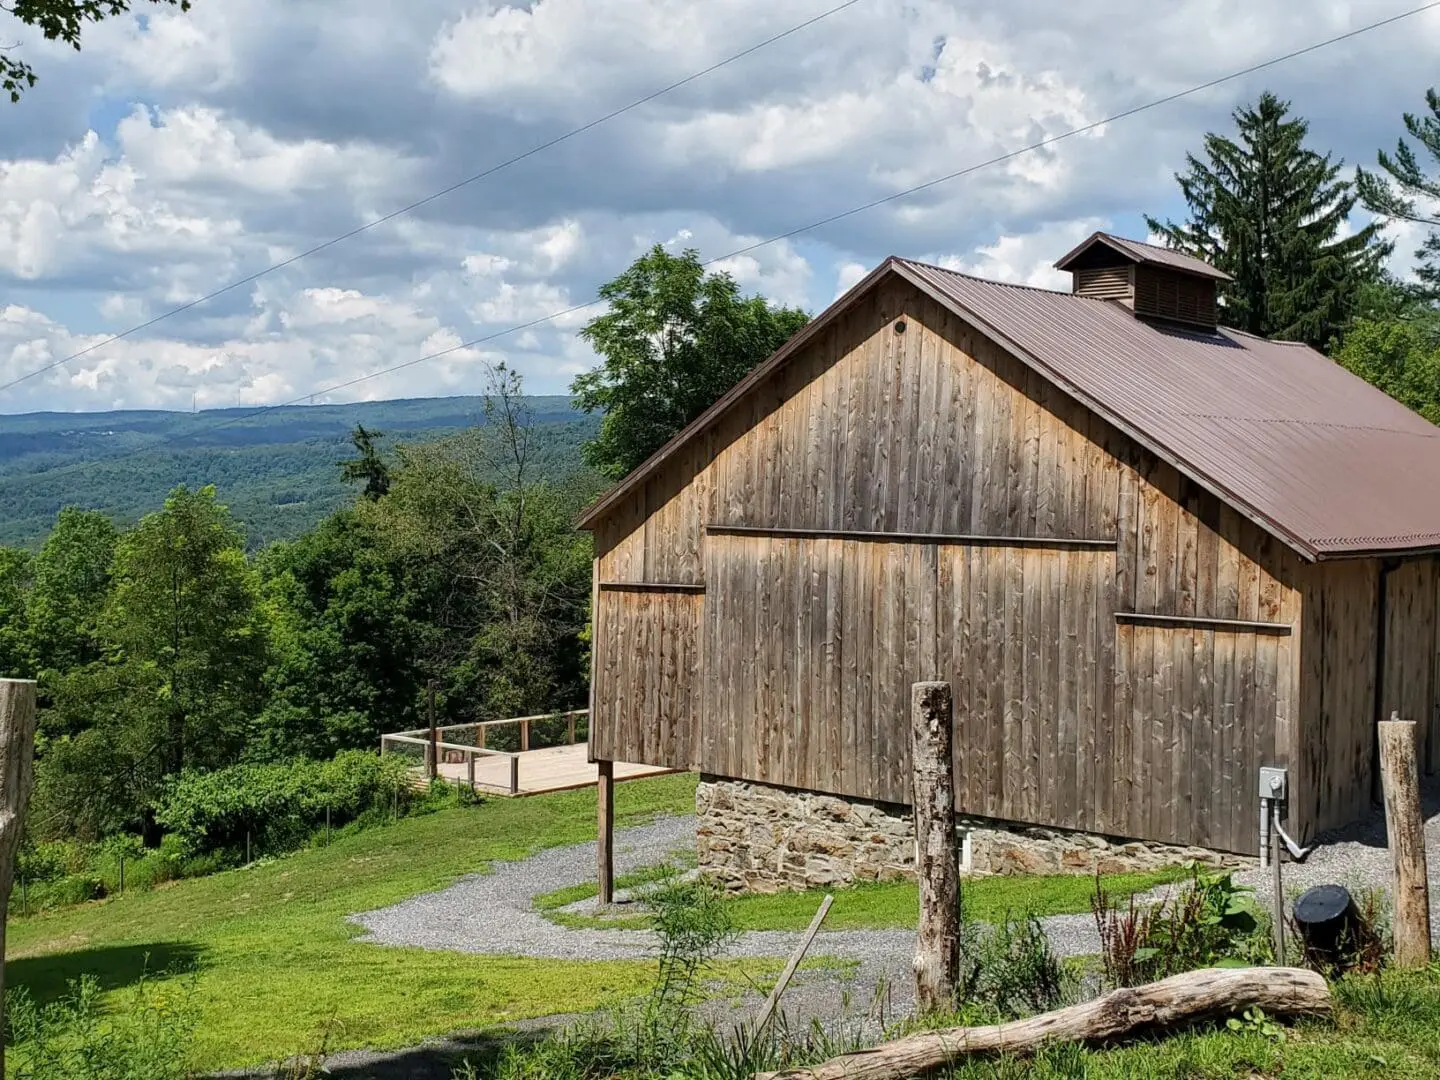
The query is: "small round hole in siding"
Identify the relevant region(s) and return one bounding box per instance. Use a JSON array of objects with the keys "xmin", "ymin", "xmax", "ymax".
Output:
[{"xmin": 894, "ymin": 319, "xmax": 907, "ymax": 334}]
